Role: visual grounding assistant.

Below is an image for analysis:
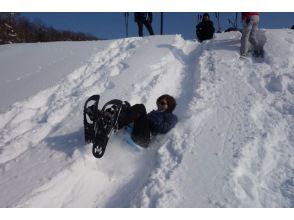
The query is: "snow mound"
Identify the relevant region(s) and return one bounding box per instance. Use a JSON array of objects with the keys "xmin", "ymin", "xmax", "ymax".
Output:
[{"xmin": 0, "ymin": 30, "xmax": 293, "ymax": 207}]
